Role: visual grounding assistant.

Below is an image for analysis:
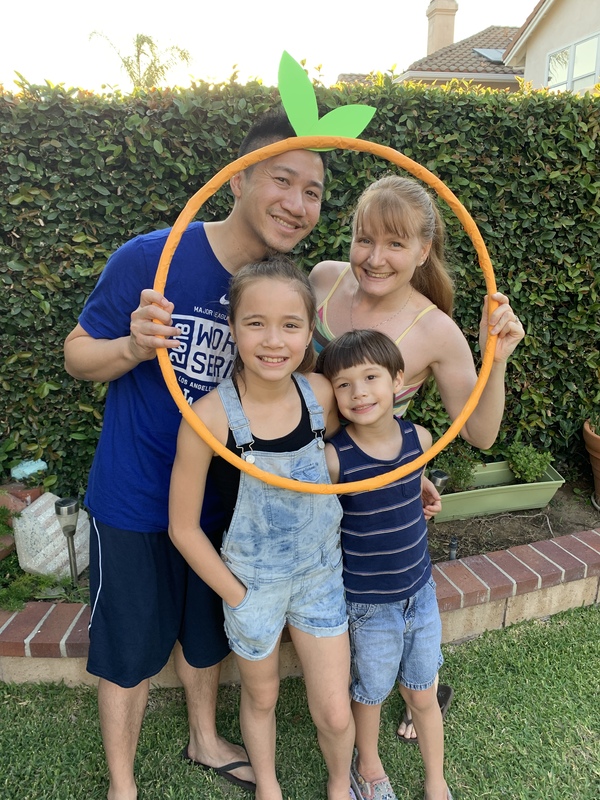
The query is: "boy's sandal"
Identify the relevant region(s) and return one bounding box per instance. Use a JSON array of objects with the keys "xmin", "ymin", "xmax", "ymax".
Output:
[
  {"xmin": 396, "ymin": 684, "xmax": 454, "ymax": 745},
  {"xmin": 351, "ymin": 757, "xmax": 398, "ymax": 800}
]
